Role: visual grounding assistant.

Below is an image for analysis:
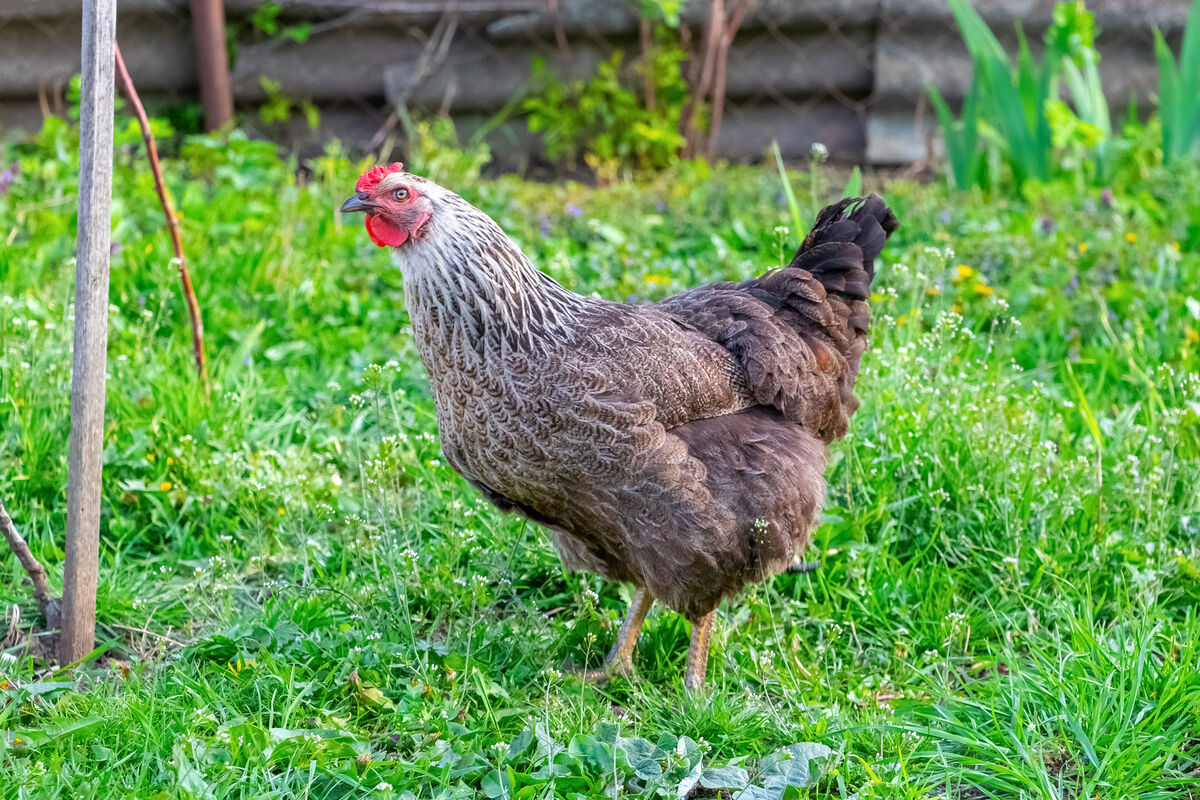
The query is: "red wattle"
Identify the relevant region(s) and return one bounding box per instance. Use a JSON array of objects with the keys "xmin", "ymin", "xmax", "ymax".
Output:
[{"xmin": 366, "ymin": 215, "xmax": 409, "ymax": 248}]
